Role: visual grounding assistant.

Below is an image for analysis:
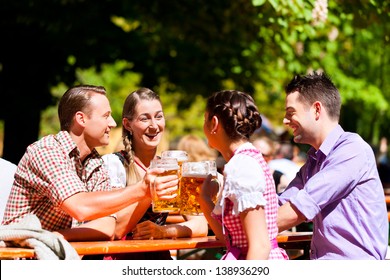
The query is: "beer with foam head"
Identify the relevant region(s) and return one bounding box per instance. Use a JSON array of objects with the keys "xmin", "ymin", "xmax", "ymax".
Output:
[
  {"xmin": 161, "ymin": 150, "xmax": 188, "ymax": 174},
  {"xmin": 161, "ymin": 150, "xmax": 189, "ymax": 213}
]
